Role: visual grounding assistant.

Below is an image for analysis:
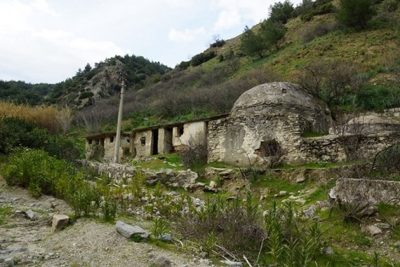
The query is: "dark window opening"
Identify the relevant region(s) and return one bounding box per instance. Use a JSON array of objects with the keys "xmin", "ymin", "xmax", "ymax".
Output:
[
  {"xmin": 140, "ymin": 136, "xmax": 146, "ymax": 146},
  {"xmin": 110, "ymin": 136, "xmax": 114, "ymax": 143},
  {"xmin": 165, "ymin": 127, "xmax": 174, "ymax": 153},
  {"xmin": 88, "ymin": 139, "xmax": 93, "ymax": 145},
  {"xmin": 126, "ymin": 138, "xmax": 130, "ymax": 143},
  {"xmin": 257, "ymin": 140, "xmax": 281, "ymax": 157},
  {"xmin": 177, "ymin": 125, "xmax": 184, "ymax": 137},
  {"xmin": 152, "ymin": 129, "xmax": 159, "ymax": 155}
]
